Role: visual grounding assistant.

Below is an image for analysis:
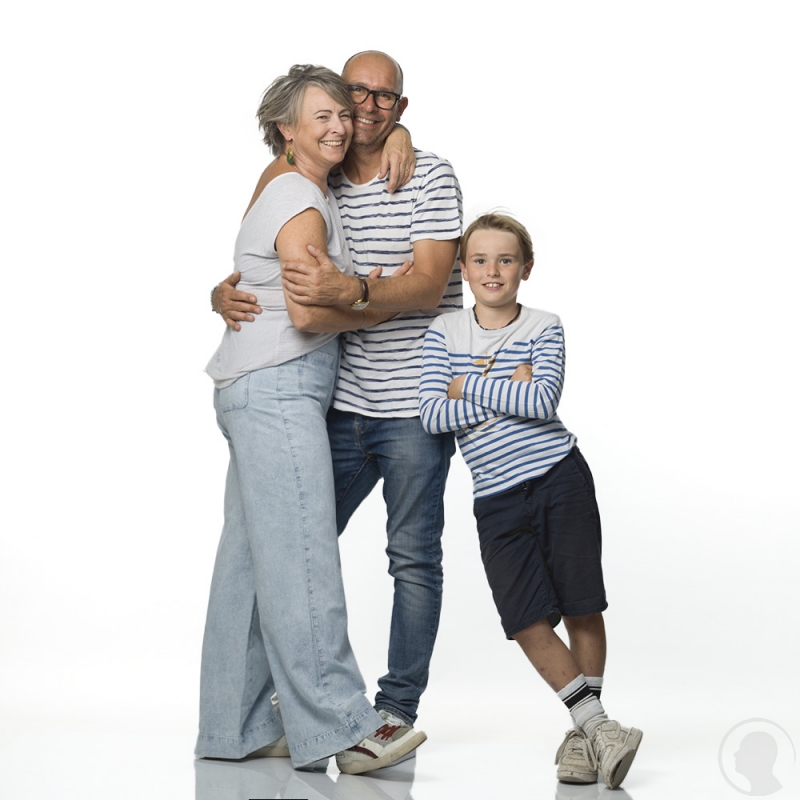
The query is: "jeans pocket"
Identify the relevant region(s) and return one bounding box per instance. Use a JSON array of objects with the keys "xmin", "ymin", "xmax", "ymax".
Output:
[
  {"xmin": 215, "ymin": 373, "xmax": 250, "ymax": 412},
  {"xmin": 302, "ymin": 343, "xmax": 338, "ymax": 371}
]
